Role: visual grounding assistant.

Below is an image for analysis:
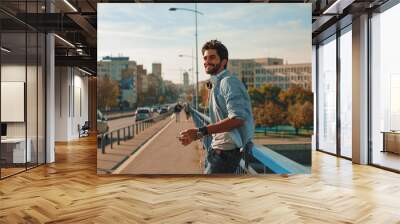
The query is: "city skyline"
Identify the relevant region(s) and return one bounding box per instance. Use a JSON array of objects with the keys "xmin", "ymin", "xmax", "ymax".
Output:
[
  {"xmin": 97, "ymin": 57, "xmax": 183, "ymax": 85},
  {"xmin": 98, "ymin": 3, "xmax": 311, "ymax": 84}
]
